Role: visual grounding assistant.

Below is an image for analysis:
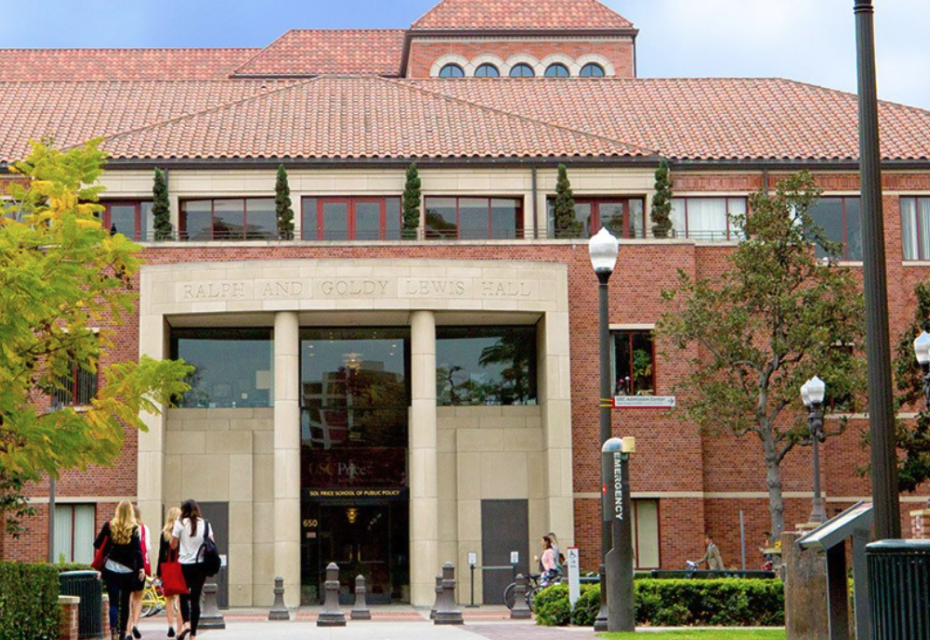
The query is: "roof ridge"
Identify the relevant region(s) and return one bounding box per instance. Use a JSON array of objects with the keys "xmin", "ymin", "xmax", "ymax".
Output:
[
  {"xmin": 89, "ymin": 77, "xmax": 322, "ymax": 150},
  {"xmin": 386, "ymin": 77, "xmax": 656, "ymax": 156},
  {"xmin": 0, "ymin": 47, "xmax": 260, "ymax": 53},
  {"xmin": 278, "ymin": 28, "xmax": 407, "ymax": 33},
  {"xmin": 0, "ymin": 79, "xmax": 281, "ymax": 86}
]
